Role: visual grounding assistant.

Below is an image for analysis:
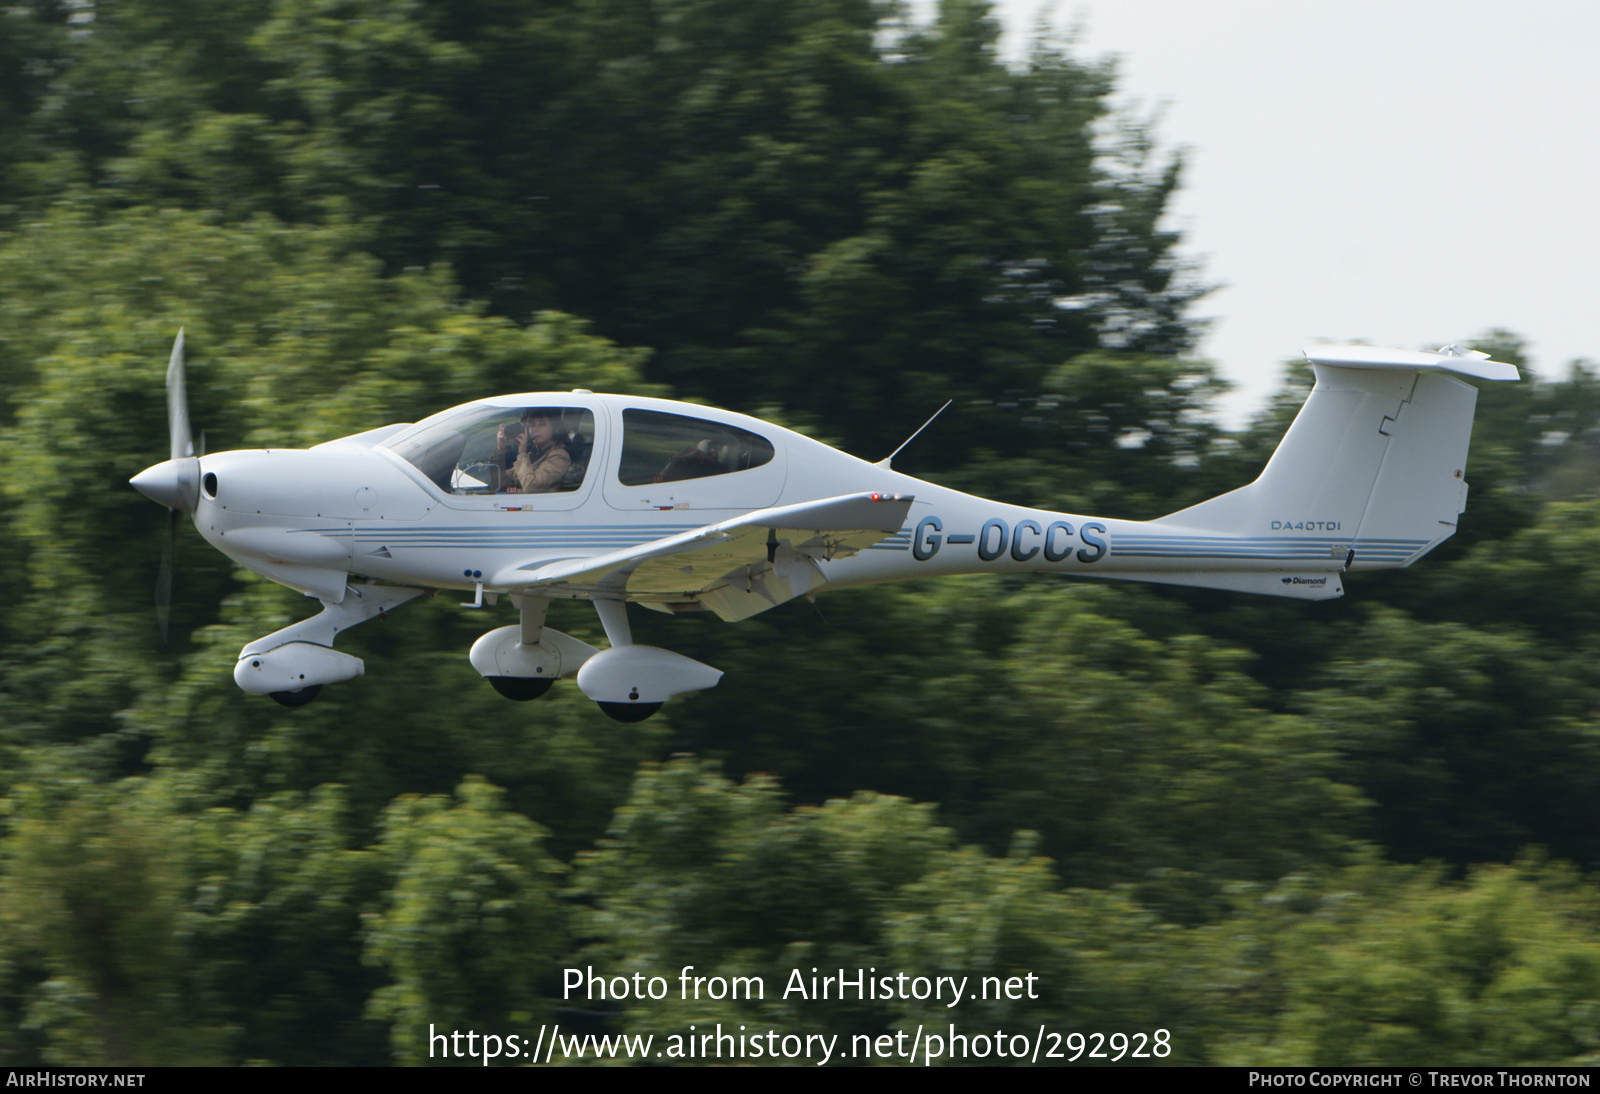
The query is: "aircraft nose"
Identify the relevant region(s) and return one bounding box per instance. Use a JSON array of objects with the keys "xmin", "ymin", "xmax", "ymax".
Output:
[{"xmin": 131, "ymin": 457, "xmax": 200, "ymax": 511}]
